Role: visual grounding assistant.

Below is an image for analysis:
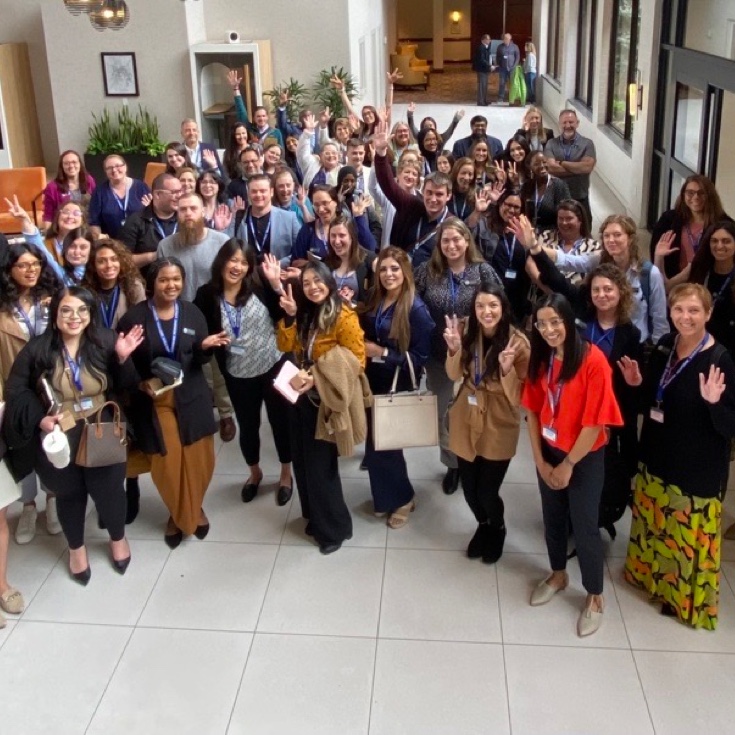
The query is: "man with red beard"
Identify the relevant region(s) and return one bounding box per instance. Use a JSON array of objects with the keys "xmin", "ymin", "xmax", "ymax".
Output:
[{"xmin": 157, "ymin": 193, "xmax": 236, "ymax": 440}]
